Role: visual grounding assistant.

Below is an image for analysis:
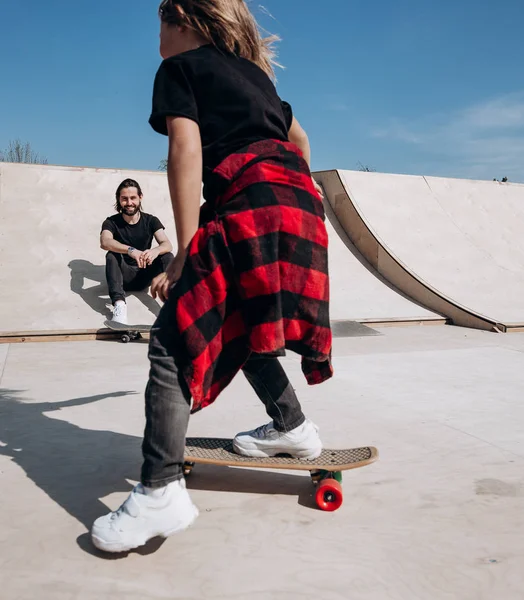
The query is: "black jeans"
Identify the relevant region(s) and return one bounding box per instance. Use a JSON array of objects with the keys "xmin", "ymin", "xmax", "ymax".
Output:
[
  {"xmin": 105, "ymin": 251, "xmax": 174, "ymax": 304},
  {"xmin": 140, "ymin": 297, "xmax": 306, "ymax": 488}
]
